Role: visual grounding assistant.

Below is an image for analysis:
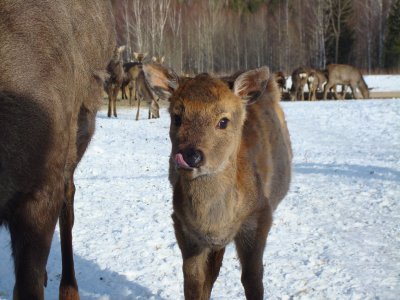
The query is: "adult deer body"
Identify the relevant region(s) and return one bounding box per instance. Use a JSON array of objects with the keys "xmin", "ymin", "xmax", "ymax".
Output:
[
  {"xmin": 323, "ymin": 64, "xmax": 369, "ymax": 99},
  {"xmin": 144, "ymin": 64, "xmax": 292, "ymax": 299},
  {"xmin": 0, "ymin": 0, "xmax": 115, "ymax": 299}
]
